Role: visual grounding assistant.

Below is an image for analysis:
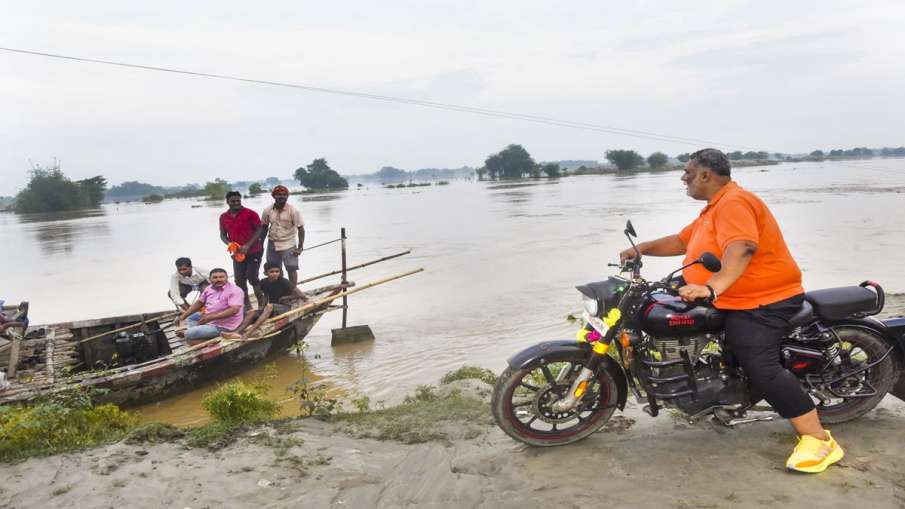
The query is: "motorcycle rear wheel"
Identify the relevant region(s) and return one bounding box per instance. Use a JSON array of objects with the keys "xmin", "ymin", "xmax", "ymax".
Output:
[
  {"xmin": 491, "ymin": 351, "xmax": 618, "ymax": 447},
  {"xmin": 814, "ymin": 327, "xmax": 899, "ymax": 424}
]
